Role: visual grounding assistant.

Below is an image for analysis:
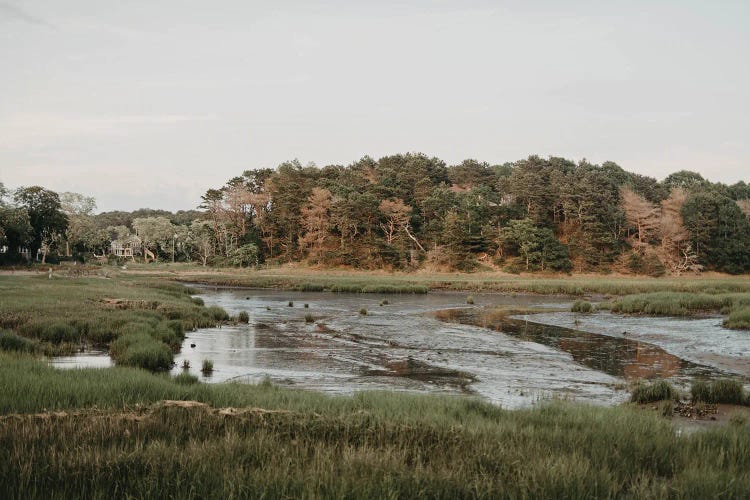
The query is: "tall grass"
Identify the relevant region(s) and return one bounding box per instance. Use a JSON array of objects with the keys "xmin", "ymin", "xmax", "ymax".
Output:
[
  {"xmin": 176, "ymin": 270, "xmax": 750, "ymax": 296},
  {"xmin": 630, "ymin": 379, "xmax": 680, "ymax": 403},
  {"xmin": 607, "ymin": 292, "xmax": 750, "ymax": 329},
  {"xmin": 1, "ymin": 354, "xmax": 749, "ymax": 498},
  {"xmin": 0, "ymin": 275, "xmax": 228, "ymax": 368},
  {"xmin": 691, "ymin": 379, "xmax": 748, "ymax": 405},
  {"xmin": 725, "ymin": 306, "xmax": 750, "ymax": 330}
]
